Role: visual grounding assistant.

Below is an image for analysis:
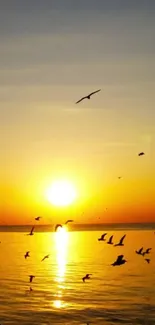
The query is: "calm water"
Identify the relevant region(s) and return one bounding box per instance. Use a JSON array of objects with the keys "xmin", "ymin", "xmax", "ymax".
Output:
[{"xmin": 0, "ymin": 226, "xmax": 155, "ymax": 324}]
